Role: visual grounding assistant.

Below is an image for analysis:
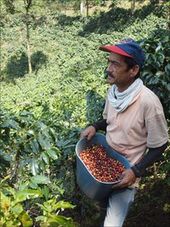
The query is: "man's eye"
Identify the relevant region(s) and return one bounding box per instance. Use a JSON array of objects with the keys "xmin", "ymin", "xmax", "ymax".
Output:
[
  {"xmin": 113, "ymin": 62, "xmax": 120, "ymax": 66},
  {"xmin": 107, "ymin": 60, "xmax": 115, "ymax": 64},
  {"xmin": 108, "ymin": 60, "xmax": 120, "ymax": 67}
]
